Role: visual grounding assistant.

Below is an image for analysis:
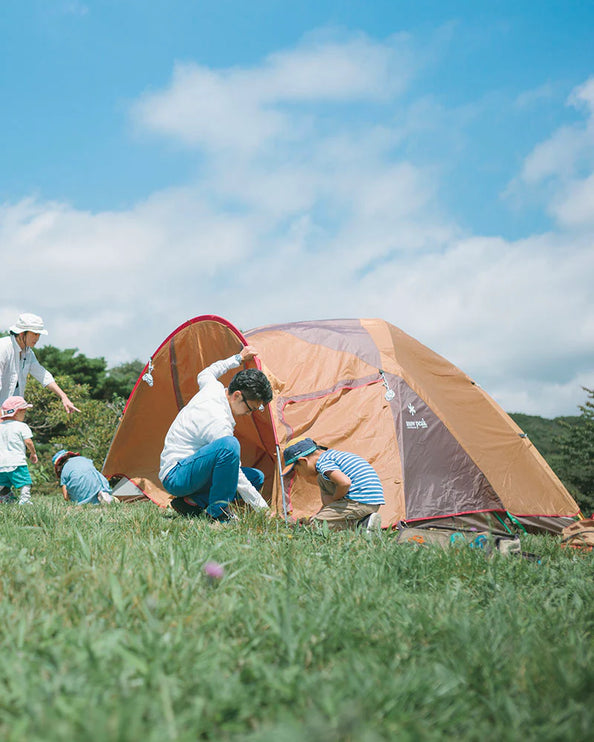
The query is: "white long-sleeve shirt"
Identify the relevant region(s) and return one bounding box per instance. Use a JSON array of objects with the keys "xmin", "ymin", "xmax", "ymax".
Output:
[
  {"xmin": 159, "ymin": 354, "xmax": 268, "ymax": 510},
  {"xmin": 0, "ymin": 335, "xmax": 54, "ymax": 405}
]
